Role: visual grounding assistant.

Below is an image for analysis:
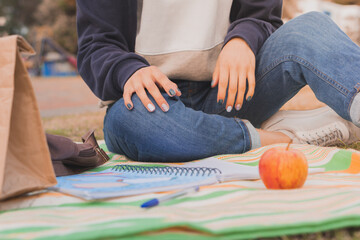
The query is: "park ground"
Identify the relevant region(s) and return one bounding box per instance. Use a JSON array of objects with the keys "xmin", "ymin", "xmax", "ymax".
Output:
[{"xmin": 33, "ymin": 76, "xmax": 106, "ymax": 141}]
